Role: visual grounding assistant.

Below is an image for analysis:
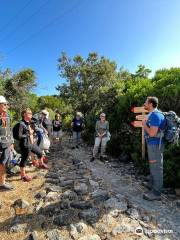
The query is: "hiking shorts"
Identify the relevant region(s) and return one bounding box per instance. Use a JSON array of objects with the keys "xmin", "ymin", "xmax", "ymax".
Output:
[
  {"xmin": 53, "ymin": 130, "xmax": 63, "ymax": 138},
  {"xmin": 0, "ymin": 147, "xmax": 11, "ymax": 165}
]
